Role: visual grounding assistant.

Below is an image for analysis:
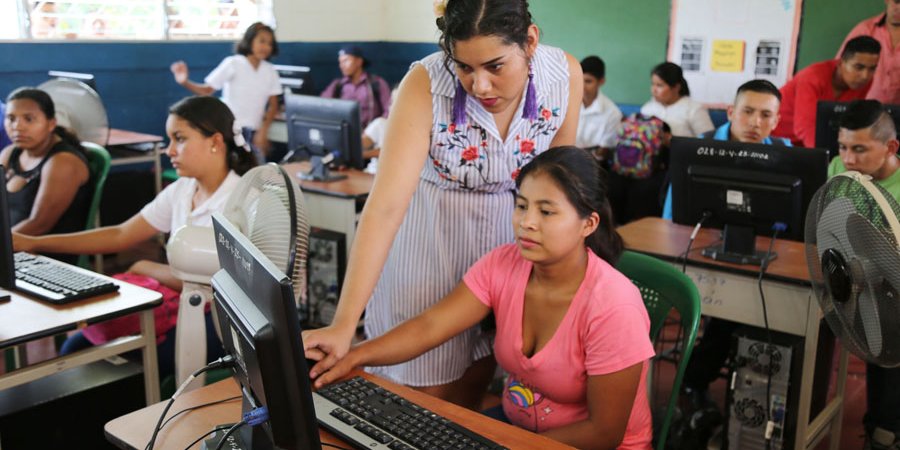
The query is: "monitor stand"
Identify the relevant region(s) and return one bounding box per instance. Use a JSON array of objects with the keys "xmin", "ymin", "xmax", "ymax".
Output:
[
  {"xmin": 297, "ymin": 155, "xmax": 347, "ymax": 182},
  {"xmin": 202, "ymin": 396, "xmax": 275, "ymax": 450},
  {"xmin": 701, "ymin": 224, "xmax": 777, "ymax": 266}
]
